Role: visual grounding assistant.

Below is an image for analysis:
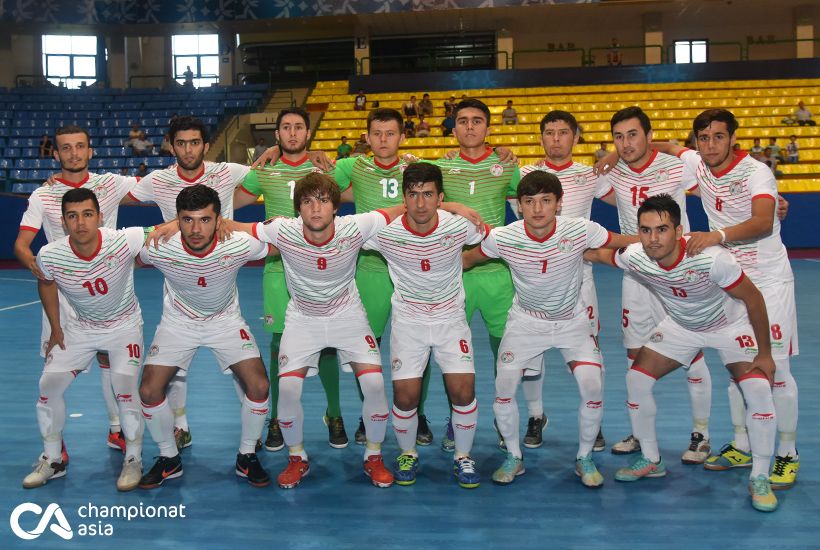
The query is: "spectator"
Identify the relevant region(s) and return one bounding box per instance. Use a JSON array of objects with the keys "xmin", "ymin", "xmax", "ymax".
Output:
[
  {"xmin": 684, "ymin": 131, "xmax": 697, "ymax": 150},
  {"xmin": 441, "ymin": 113, "xmax": 455, "ymax": 137},
  {"xmin": 418, "ymin": 93, "xmax": 434, "ymax": 117},
  {"xmin": 120, "ymin": 167, "xmax": 129, "ymax": 176},
  {"xmin": 762, "ymin": 147, "xmax": 782, "ymax": 177},
  {"xmin": 795, "ymin": 101, "xmax": 815, "ymax": 126},
  {"xmin": 768, "ymin": 137, "xmax": 785, "ymax": 164},
  {"xmin": 336, "ymin": 136, "xmax": 353, "ymax": 159},
  {"xmin": 183, "ymin": 66, "xmax": 194, "ymax": 87},
  {"xmin": 38, "ymin": 134, "xmax": 53, "ymax": 159},
  {"xmin": 416, "ymin": 115, "xmax": 431, "ymax": 138},
  {"xmin": 354, "ymin": 89, "xmax": 367, "ymax": 111},
  {"xmin": 129, "ymin": 132, "xmax": 154, "ymax": 156},
  {"xmin": 253, "ymin": 137, "xmax": 267, "ymax": 161},
  {"xmin": 160, "ymin": 133, "xmax": 174, "ymax": 156},
  {"xmin": 732, "ymin": 143, "xmax": 742, "ymax": 153},
  {"xmin": 607, "ymin": 37, "xmax": 623, "ymax": 66},
  {"xmin": 460, "ymin": 94, "xmax": 468, "ymax": 101},
  {"xmin": 443, "ymin": 95, "xmax": 456, "ymax": 117},
  {"xmin": 352, "ymin": 133, "xmax": 370, "ymax": 156},
  {"xmin": 501, "ymin": 100, "xmax": 518, "ymax": 125},
  {"xmin": 137, "ymin": 163, "xmax": 148, "ymax": 177},
  {"xmin": 403, "ymin": 118, "xmax": 416, "ymax": 138},
  {"xmin": 128, "ymin": 123, "xmax": 141, "ymax": 142},
  {"xmin": 594, "ymin": 141, "xmax": 609, "ymax": 162},
  {"xmin": 786, "ymin": 135, "xmax": 799, "ymax": 163},
  {"xmin": 750, "ymin": 137, "xmax": 764, "ymax": 157},
  {"xmin": 403, "ymin": 95, "xmax": 418, "ymax": 119}
]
